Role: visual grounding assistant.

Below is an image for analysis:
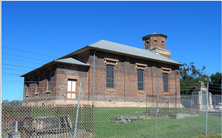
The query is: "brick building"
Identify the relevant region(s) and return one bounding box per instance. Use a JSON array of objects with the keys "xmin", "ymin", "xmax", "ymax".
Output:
[{"xmin": 21, "ymin": 32, "xmax": 182, "ymax": 107}]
